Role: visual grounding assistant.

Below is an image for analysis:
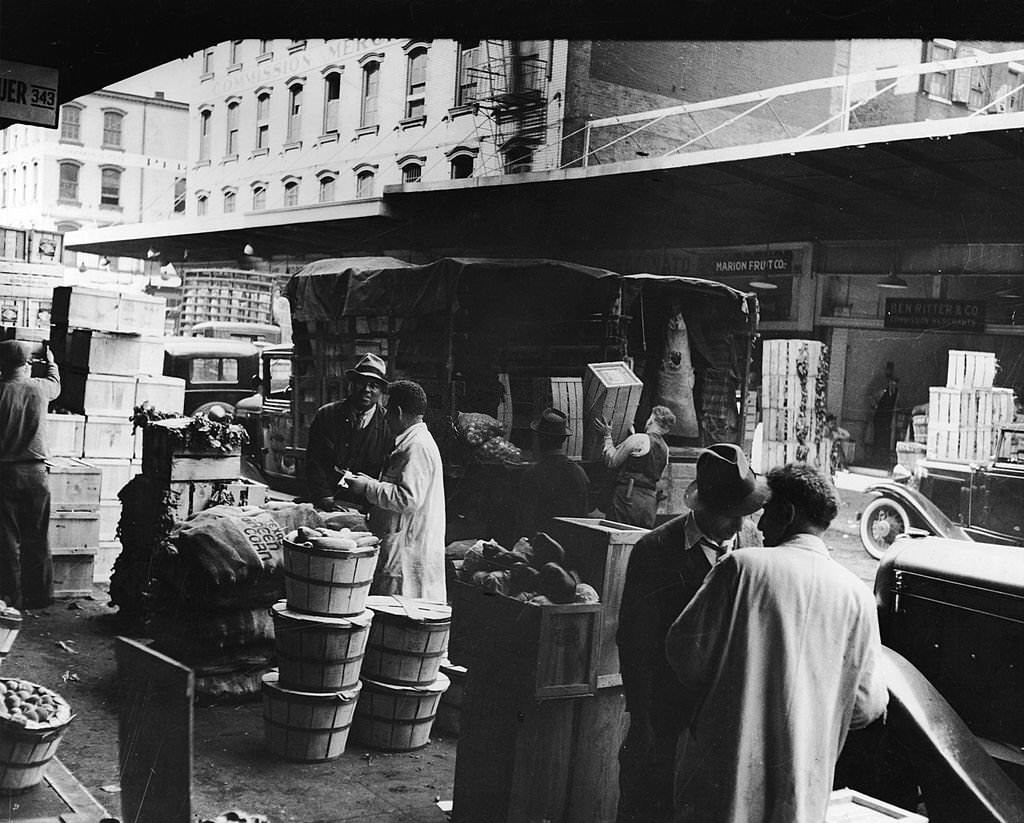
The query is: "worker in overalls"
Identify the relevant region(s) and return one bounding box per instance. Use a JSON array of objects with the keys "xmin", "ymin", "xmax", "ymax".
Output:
[{"xmin": 596, "ymin": 405, "xmax": 674, "ymax": 528}]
